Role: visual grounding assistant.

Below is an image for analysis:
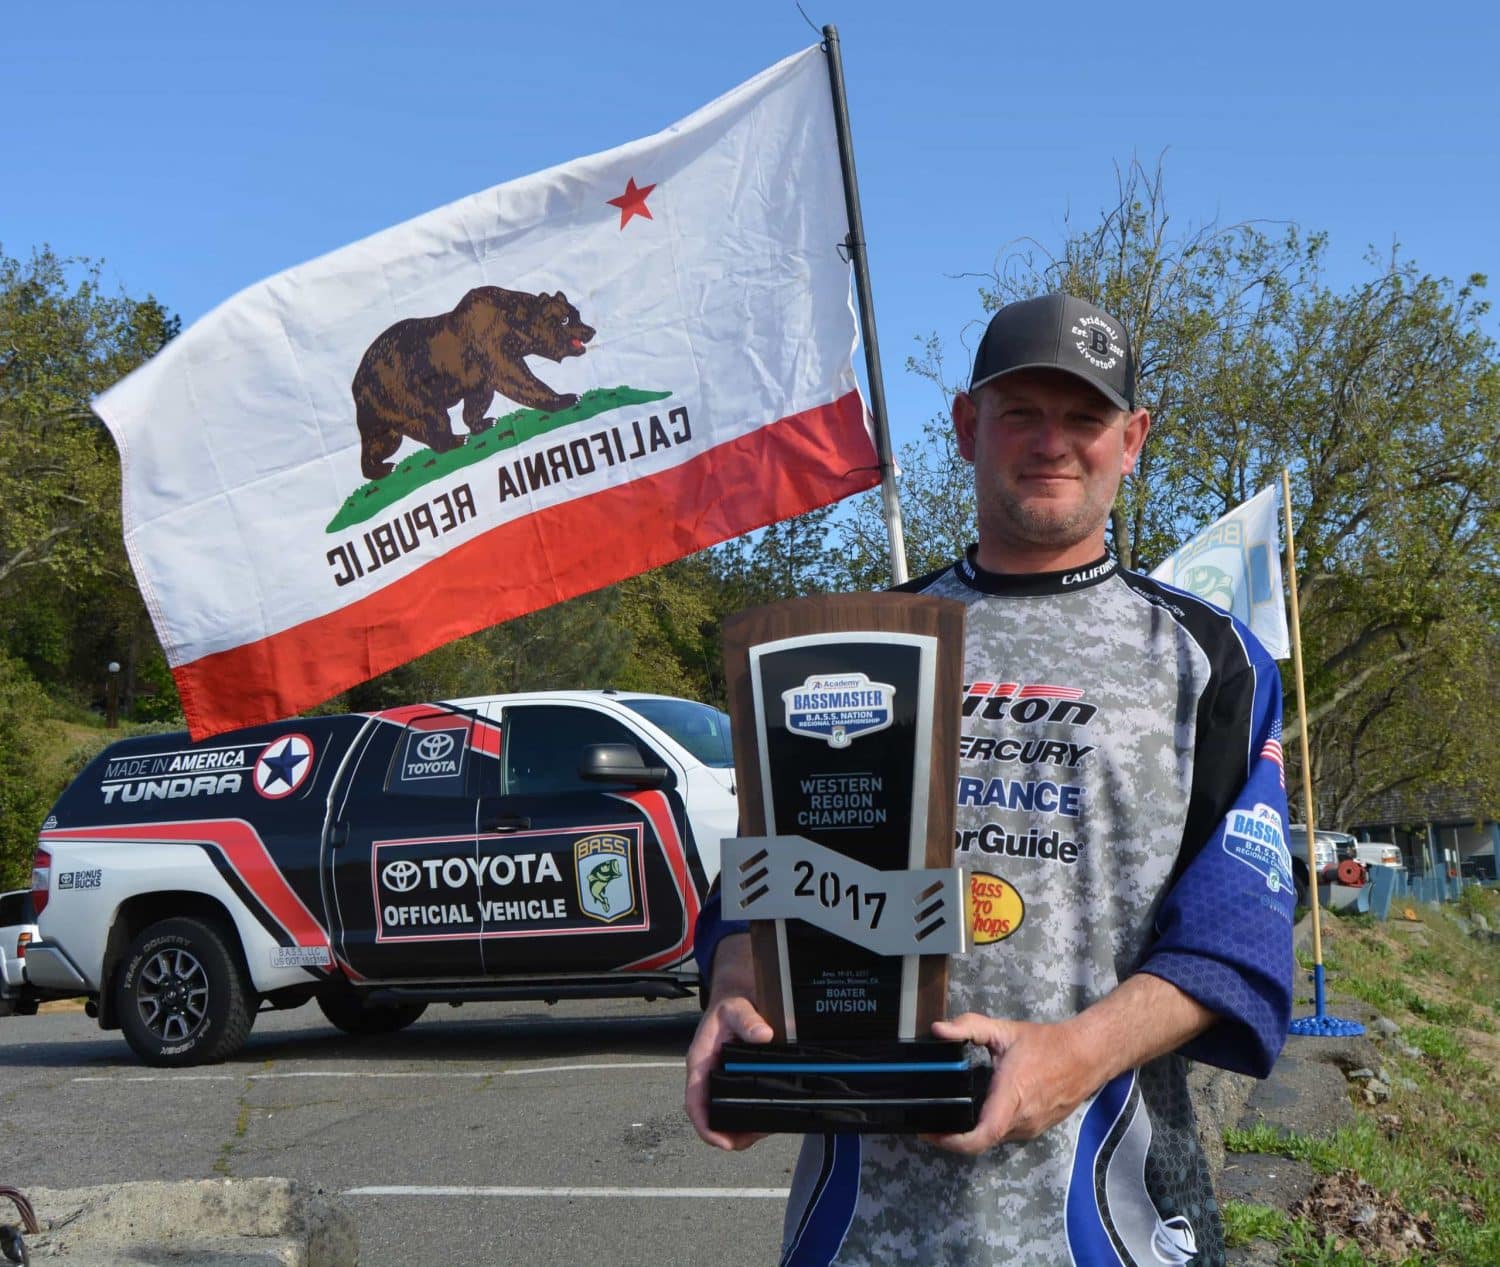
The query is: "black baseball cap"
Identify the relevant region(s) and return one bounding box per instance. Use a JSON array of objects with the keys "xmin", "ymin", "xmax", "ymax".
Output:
[{"xmin": 968, "ymin": 293, "xmax": 1136, "ymax": 410}]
